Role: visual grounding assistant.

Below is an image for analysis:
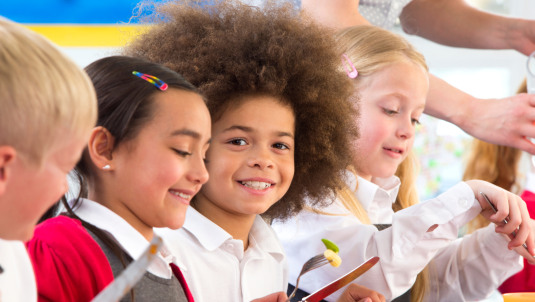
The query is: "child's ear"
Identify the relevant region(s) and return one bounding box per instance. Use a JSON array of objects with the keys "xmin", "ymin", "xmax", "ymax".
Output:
[
  {"xmin": 0, "ymin": 146, "xmax": 17, "ymax": 196},
  {"xmin": 87, "ymin": 127, "xmax": 116, "ymax": 171}
]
